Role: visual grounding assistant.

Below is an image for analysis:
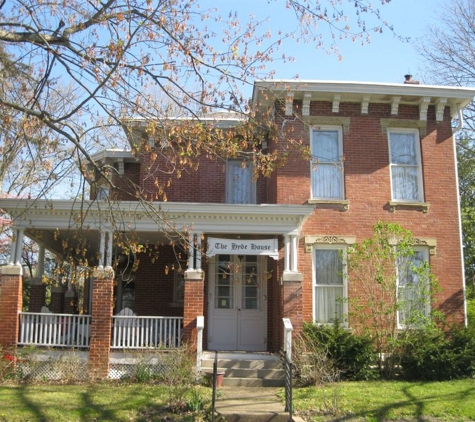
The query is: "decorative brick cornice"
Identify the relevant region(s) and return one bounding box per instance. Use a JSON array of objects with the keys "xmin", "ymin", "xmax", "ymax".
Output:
[
  {"xmin": 380, "ymin": 118, "xmax": 427, "ymax": 137},
  {"xmin": 303, "ymin": 116, "xmax": 350, "ymax": 132},
  {"xmin": 305, "ymin": 235, "xmax": 356, "ymax": 252}
]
